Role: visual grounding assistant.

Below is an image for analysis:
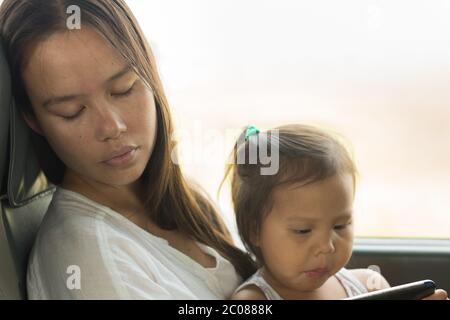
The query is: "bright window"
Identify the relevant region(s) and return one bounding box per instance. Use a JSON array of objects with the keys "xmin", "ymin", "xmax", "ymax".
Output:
[
  {"xmin": 4, "ymin": 0, "xmax": 448, "ymax": 239},
  {"xmin": 129, "ymin": 0, "xmax": 450, "ymax": 239}
]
